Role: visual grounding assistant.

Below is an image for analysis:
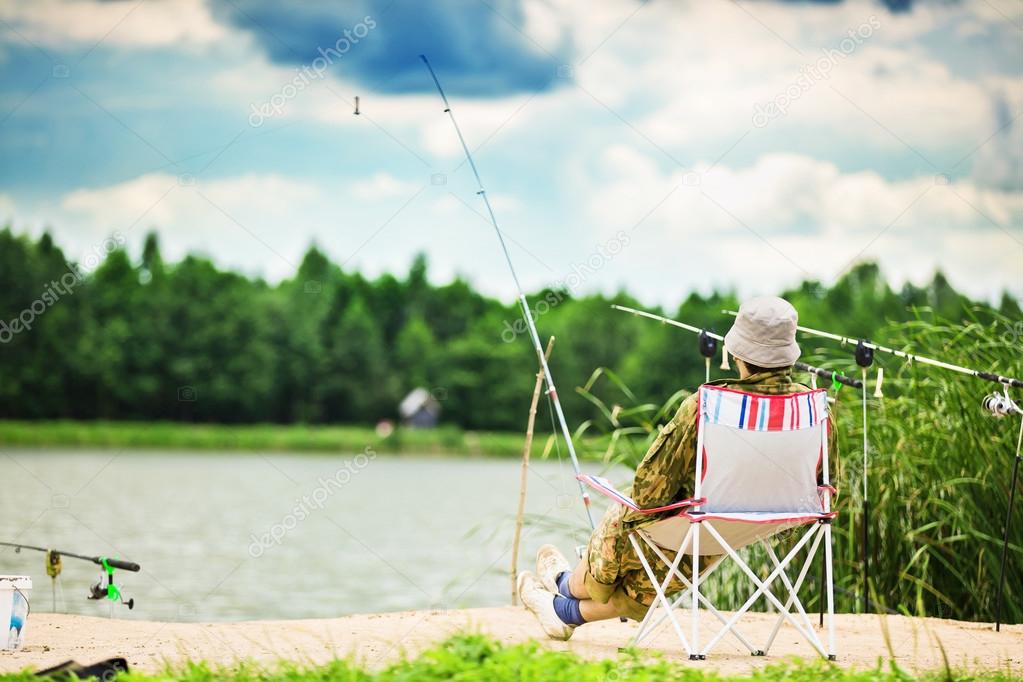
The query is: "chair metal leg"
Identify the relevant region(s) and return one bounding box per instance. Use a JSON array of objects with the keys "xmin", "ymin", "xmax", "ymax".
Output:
[
  {"xmin": 762, "ymin": 533, "xmax": 826, "ymax": 654},
  {"xmin": 818, "ymin": 548, "xmax": 825, "ymax": 628},
  {"xmin": 632, "ymin": 589, "xmax": 661, "ymax": 645},
  {"xmin": 701, "ymin": 522, "xmax": 826, "ymax": 657},
  {"xmin": 628, "ymin": 533, "xmax": 692, "ymax": 656},
  {"xmin": 763, "ymin": 529, "xmax": 825, "ymax": 653},
  {"xmin": 824, "ymin": 522, "xmax": 837, "ymax": 660},
  {"xmin": 690, "ymin": 521, "xmax": 703, "ymax": 660},
  {"xmin": 637, "ymin": 538, "xmax": 756, "ymax": 653},
  {"xmin": 632, "ymin": 527, "xmax": 692, "ymax": 645}
]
